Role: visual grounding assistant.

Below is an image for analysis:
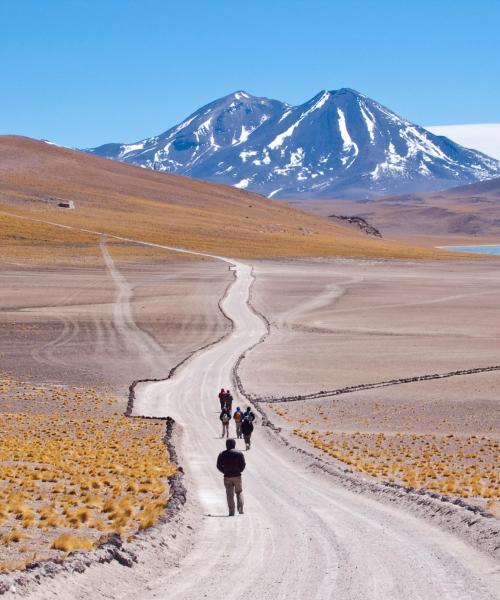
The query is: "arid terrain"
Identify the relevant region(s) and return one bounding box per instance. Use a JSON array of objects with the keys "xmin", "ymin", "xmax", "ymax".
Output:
[
  {"xmin": 2, "ymin": 0, "xmax": 500, "ymax": 594},
  {"xmin": 0, "ymin": 140, "xmax": 498, "ymax": 598},
  {"xmin": 0, "ymin": 255, "xmax": 231, "ymax": 389},
  {"xmin": 0, "ymin": 251, "xmax": 492, "ymax": 600},
  {"xmin": 240, "ymin": 259, "xmax": 500, "ymax": 515},
  {"xmin": 0, "ymin": 377, "xmax": 176, "ymax": 571},
  {"xmin": 242, "ymin": 259, "xmax": 500, "ymax": 394},
  {"xmin": 0, "ymin": 240, "xmax": 231, "ymax": 573},
  {"xmin": 0, "ymin": 135, "xmax": 456, "ymax": 261}
]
